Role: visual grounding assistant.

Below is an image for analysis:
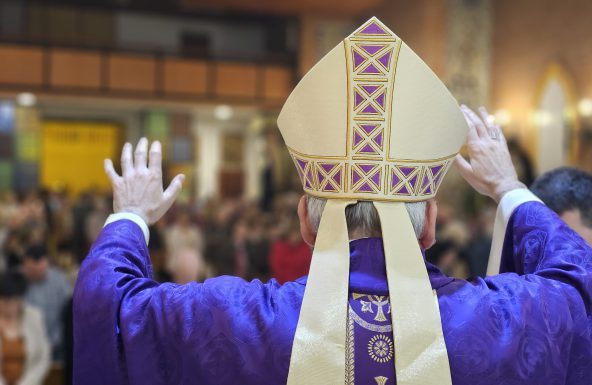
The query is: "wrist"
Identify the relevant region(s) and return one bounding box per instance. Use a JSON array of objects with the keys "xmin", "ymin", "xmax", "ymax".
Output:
[
  {"xmin": 105, "ymin": 213, "xmax": 150, "ymax": 244},
  {"xmin": 115, "ymin": 207, "xmax": 150, "ymax": 225},
  {"xmin": 492, "ymin": 180, "xmax": 527, "ymax": 203}
]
